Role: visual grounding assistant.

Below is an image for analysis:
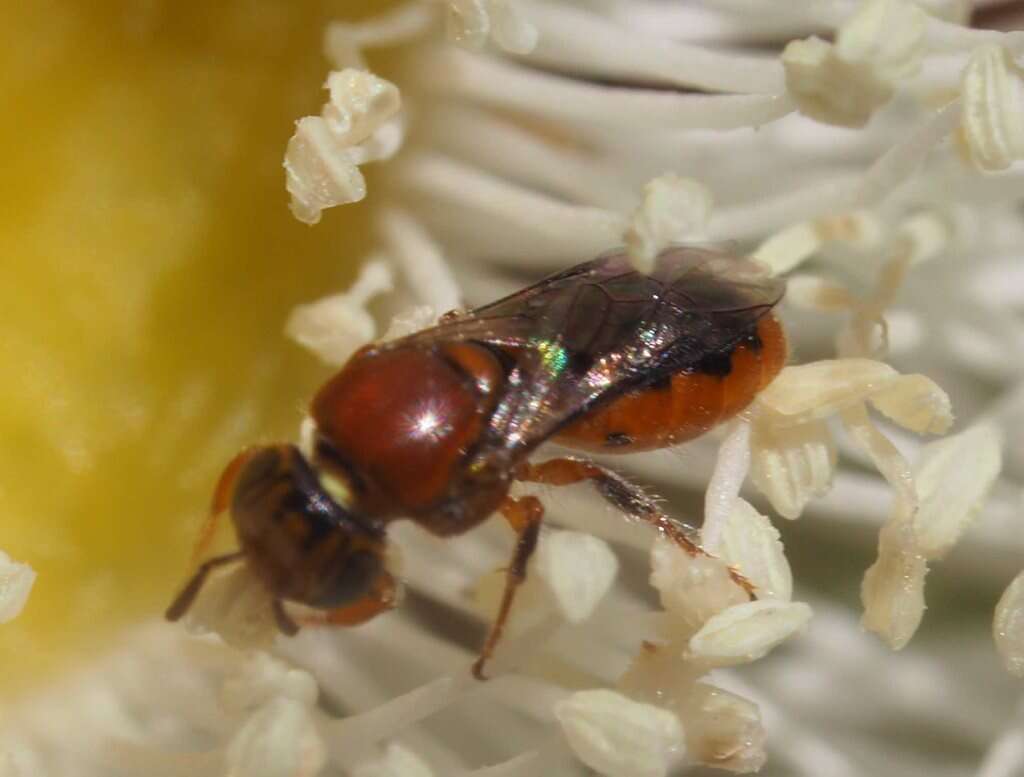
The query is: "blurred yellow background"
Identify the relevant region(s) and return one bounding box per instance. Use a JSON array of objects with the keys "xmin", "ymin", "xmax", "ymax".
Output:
[{"xmin": 0, "ymin": 1, "xmax": 384, "ymax": 696}]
